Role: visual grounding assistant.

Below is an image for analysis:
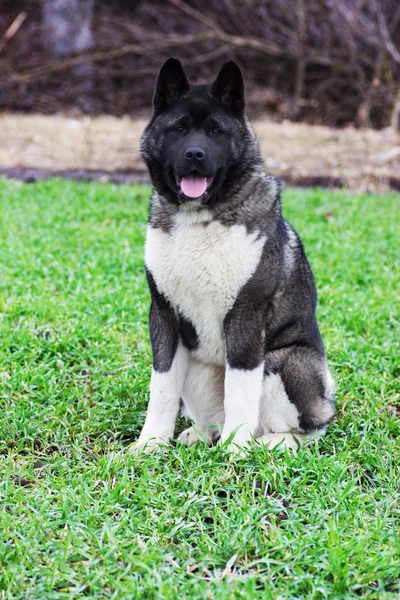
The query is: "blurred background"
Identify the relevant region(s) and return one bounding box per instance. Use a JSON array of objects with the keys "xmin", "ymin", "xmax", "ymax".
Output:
[{"xmin": 0, "ymin": 0, "xmax": 399, "ymax": 191}]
